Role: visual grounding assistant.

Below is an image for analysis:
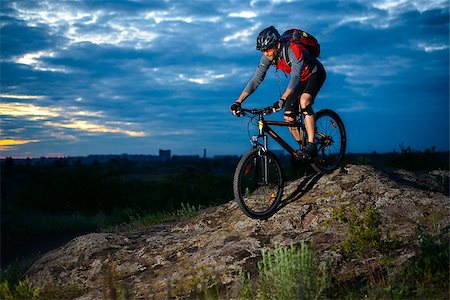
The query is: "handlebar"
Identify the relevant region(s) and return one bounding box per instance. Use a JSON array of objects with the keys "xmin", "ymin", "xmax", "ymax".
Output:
[{"xmin": 237, "ymin": 105, "xmax": 274, "ymax": 117}]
